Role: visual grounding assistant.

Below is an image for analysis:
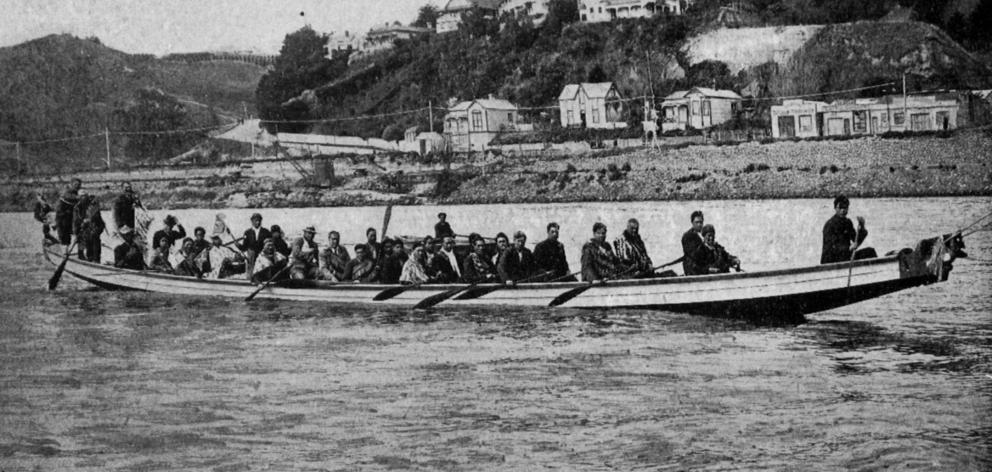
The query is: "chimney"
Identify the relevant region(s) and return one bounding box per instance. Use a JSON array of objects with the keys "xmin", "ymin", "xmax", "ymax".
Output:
[{"xmin": 488, "ymin": 94, "xmax": 494, "ymax": 100}]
